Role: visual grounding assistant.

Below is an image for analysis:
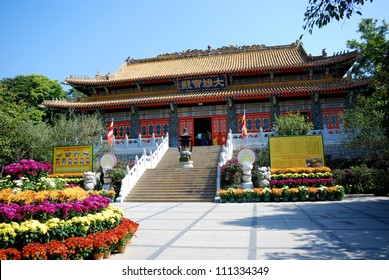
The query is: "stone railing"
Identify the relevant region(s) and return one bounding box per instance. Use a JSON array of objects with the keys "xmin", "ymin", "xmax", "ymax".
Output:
[
  {"xmin": 116, "ymin": 133, "xmax": 169, "ymax": 202},
  {"xmin": 95, "ymin": 133, "xmax": 164, "ymax": 153}
]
